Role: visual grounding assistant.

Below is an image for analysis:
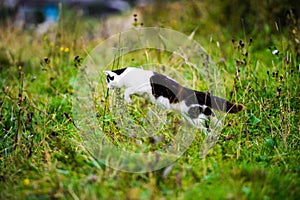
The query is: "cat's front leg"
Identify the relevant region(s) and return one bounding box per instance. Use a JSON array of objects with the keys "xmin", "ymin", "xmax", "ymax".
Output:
[{"xmin": 124, "ymin": 87, "xmax": 134, "ymax": 103}]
